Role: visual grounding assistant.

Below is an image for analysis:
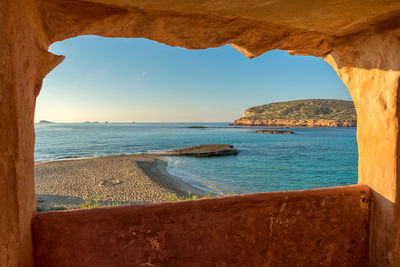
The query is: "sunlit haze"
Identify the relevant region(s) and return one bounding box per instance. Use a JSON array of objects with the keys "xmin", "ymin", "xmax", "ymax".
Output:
[{"xmin": 35, "ymin": 36, "xmax": 351, "ymax": 123}]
